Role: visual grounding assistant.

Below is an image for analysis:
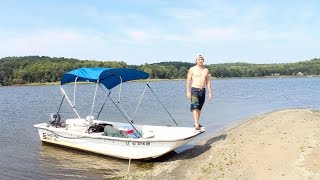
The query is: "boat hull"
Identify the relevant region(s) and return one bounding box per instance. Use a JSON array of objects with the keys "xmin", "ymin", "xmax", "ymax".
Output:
[{"xmin": 34, "ymin": 123, "xmax": 204, "ymax": 160}]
